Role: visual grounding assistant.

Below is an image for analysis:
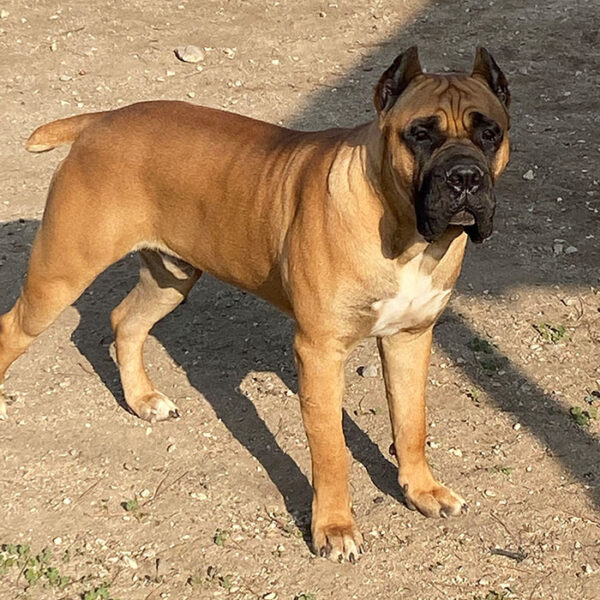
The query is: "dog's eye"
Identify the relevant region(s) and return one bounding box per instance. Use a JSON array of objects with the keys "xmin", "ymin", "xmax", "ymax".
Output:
[
  {"xmin": 481, "ymin": 128, "xmax": 498, "ymax": 142},
  {"xmin": 410, "ymin": 127, "xmax": 431, "ymax": 142}
]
